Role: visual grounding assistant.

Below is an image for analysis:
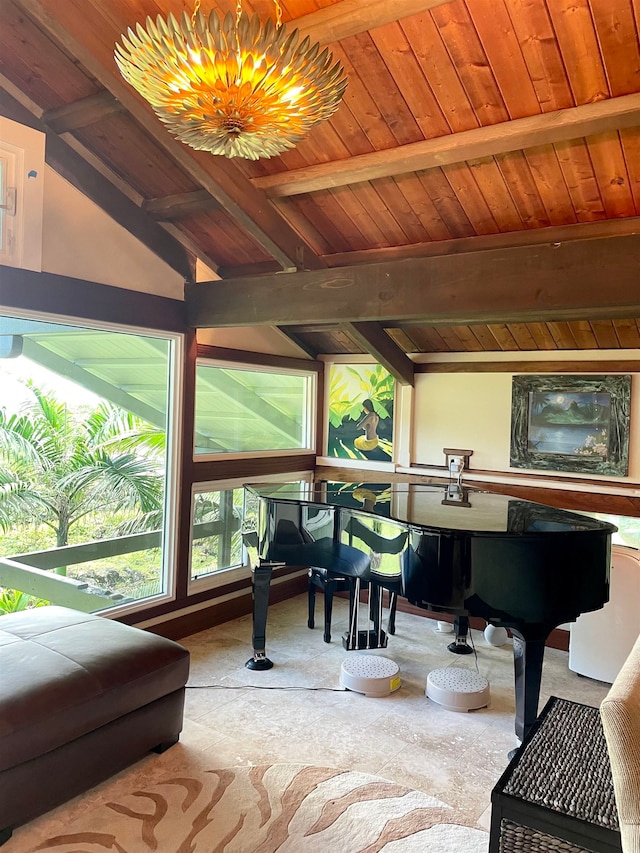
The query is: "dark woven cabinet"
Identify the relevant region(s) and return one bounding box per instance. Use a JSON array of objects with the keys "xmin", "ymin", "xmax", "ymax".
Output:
[{"xmin": 490, "ymin": 697, "xmax": 622, "ymax": 853}]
